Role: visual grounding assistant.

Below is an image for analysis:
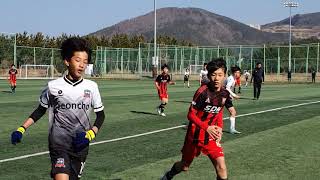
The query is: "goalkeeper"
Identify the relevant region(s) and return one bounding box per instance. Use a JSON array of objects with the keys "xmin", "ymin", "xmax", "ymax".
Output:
[{"xmin": 10, "ymin": 37, "xmax": 105, "ymax": 180}]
